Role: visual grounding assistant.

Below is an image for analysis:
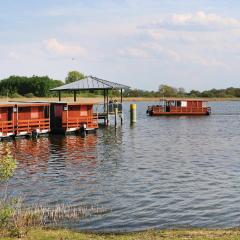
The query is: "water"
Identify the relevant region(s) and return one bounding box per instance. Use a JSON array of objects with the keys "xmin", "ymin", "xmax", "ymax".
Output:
[{"xmin": 1, "ymin": 101, "xmax": 240, "ymax": 232}]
